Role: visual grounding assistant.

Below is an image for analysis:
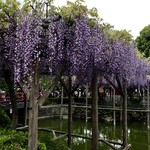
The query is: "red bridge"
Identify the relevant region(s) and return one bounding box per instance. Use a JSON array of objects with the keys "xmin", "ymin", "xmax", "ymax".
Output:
[
  {"xmin": 0, "ymin": 92, "xmax": 25, "ymax": 102},
  {"xmin": 0, "ymin": 92, "xmax": 25, "ymax": 110}
]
